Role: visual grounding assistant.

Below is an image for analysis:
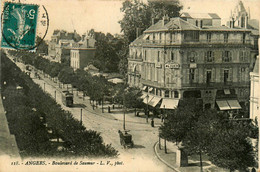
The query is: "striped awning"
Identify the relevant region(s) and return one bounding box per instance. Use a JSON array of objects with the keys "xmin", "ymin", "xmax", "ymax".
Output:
[
  {"xmin": 160, "ymin": 99, "xmax": 179, "ymax": 109},
  {"xmin": 227, "ymin": 100, "xmax": 242, "ymax": 110},
  {"xmin": 143, "ymin": 95, "xmax": 154, "ymax": 104},
  {"xmin": 148, "ymin": 97, "xmax": 162, "ymax": 107},
  {"xmin": 140, "ymin": 94, "xmax": 148, "ymax": 99},
  {"xmin": 216, "ymin": 100, "xmax": 231, "ymax": 110}
]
